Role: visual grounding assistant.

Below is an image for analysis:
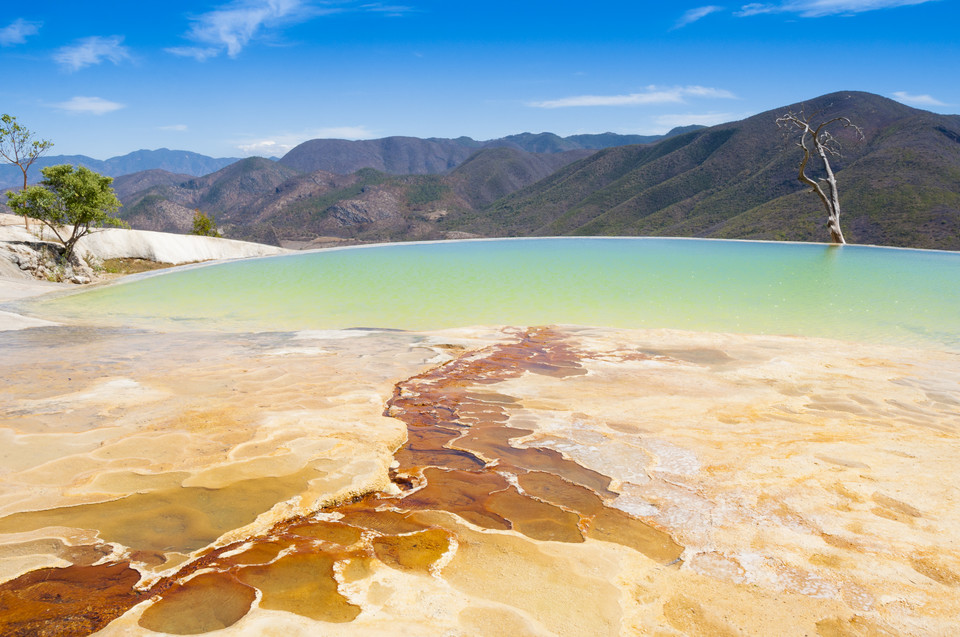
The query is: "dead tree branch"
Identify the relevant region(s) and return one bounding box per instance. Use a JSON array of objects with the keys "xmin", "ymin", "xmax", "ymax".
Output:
[{"xmin": 777, "ymin": 109, "xmax": 863, "ymax": 244}]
